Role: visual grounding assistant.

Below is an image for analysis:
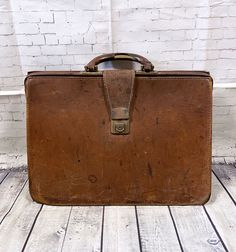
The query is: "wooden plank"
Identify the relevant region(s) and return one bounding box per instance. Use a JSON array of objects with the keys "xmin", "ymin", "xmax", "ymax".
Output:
[
  {"xmin": 103, "ymin": 206, "xmax": 140, "ymax": 252},
  {"xmin": 137, "ymin": 206, "xmax": 181, "ymax": 252},
  {"xmin": 0, "ymin": 171, "xmax": 27, "ymax": 223},
  {"xmin": 23, "ymin": 205, "xmax": 71, "ymax": 252},
  {"xmin": 0, "ymin": 171, "xmax": 8, "ymax": 183},
  {"xmin": 204, "ymin": 174, "xmax": 236, "ymax": 252},
  {"xmin": 62, "ymin": 206, "xmax": 103, "ymax": 252},
  {"xmin": 224, "ymin": 157, "xmax": 236, "ymax": 165},
  {"xmin": 0, "ymin": 183, "xmax": 42, "ymax": 252},
  {"xmin": 213, "ymin": 164, "xmax": 236, "ymax": 200},
  {"xmin": 213, "ymin": 157, "xmax": 225, "ymax": 165},
  {"xmin": 170, "ymin": 206, "xmax": 225, "ymax": 252}
]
